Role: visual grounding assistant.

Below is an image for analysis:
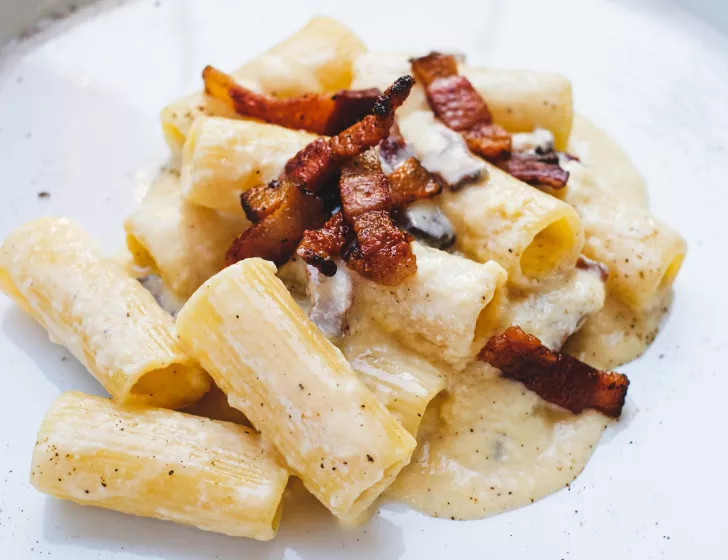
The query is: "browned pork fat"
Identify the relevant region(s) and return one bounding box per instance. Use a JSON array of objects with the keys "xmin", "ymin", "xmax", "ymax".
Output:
[
  {"xmin": 340, "ymin": 151, "xmax": 417, "ymax": 285},
  {"xmin": 503, "ymin": 152, "xmax": 570, "ymax": 189},
  {"xmin": 202, "ymin": 65, "xmax": 379, "ymax": 135},
  {"xmin": 297, "ymin": 212, "xmax": 353, "ymax": 277},
  {"xmin": 478, "ymin": 326, "xmax": 630, "ymax": 418},
  {"xmin": 283, "ymin": 75, "xmax": 415, "ymax": 192},
  {"xmin": 388, "ymin": 157, "xmax": 443, "ymax": 209},
  {"xmin": 226, "ymin": 181, "xmax": 327, "ymax": 266},
  {"xmin": 410, "ymin": 52, "xmax": 511, "ymax": 161},
  {"xmin": 228, "ymin": 77, "xmax": 416, "ymax": 269}
]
